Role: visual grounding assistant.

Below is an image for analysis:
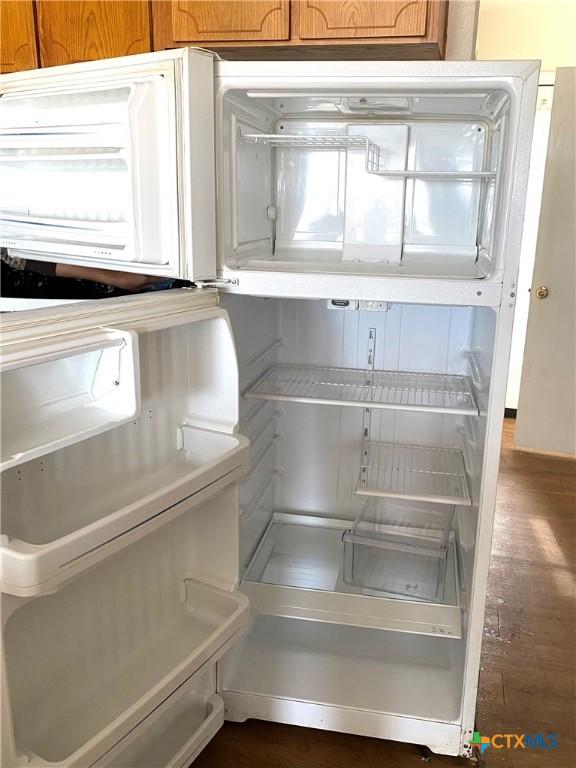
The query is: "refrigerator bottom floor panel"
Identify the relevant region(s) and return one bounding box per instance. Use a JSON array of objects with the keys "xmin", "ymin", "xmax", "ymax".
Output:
[
  {"xmin": 97, "ymin": 667, "xmax": 223, "ymax": 768},
  {"xmin": 223, "ymin": 692, "xmax": 463, "ymax": 757},
  {"xmin": 221, "ymin": 616, "xmax": 465, "ymax": 729},
  {"xmin": 241, "ymin": 513, "xmax": 462, "ymax": 638}
]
